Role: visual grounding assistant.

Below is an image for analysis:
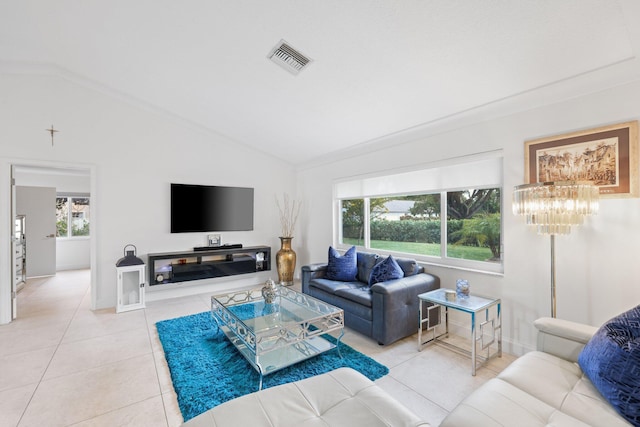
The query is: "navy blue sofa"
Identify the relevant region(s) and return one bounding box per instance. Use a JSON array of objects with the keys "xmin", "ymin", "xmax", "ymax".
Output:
[{"xmin": 301, "ymin": 252, "xmax": 440, "ymax": 345}]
